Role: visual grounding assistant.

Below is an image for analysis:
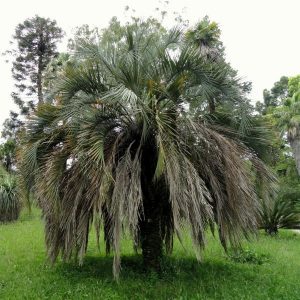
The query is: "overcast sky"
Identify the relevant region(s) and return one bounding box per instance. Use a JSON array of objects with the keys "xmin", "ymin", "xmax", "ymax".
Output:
[{"xmin": 1, "ymin": 0, "xmax": 300, "ymax": 126}]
